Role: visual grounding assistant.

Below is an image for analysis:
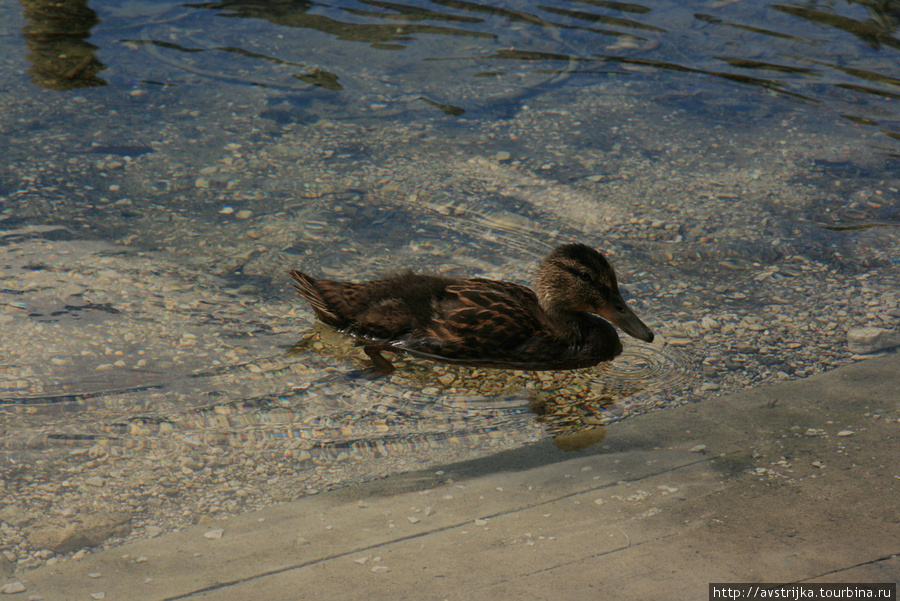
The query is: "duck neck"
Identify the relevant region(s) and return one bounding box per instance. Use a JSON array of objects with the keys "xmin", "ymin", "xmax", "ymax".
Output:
[{"xmin": 543, "ymin": 306, "xmax": 587, "ymax": 341}]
